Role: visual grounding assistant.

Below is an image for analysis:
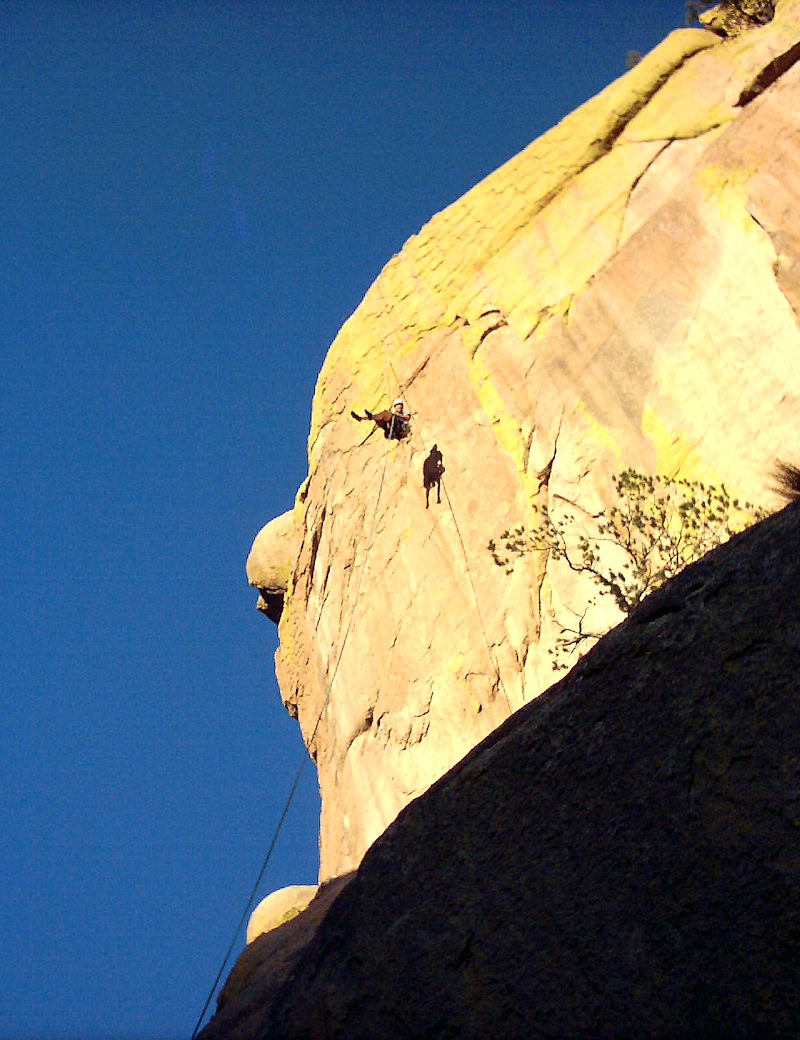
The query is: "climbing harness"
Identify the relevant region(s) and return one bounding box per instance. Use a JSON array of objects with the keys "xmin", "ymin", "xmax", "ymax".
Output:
[{"xmin": 351, "ymin": 404, "xmax": 411, "ymax": 441}]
